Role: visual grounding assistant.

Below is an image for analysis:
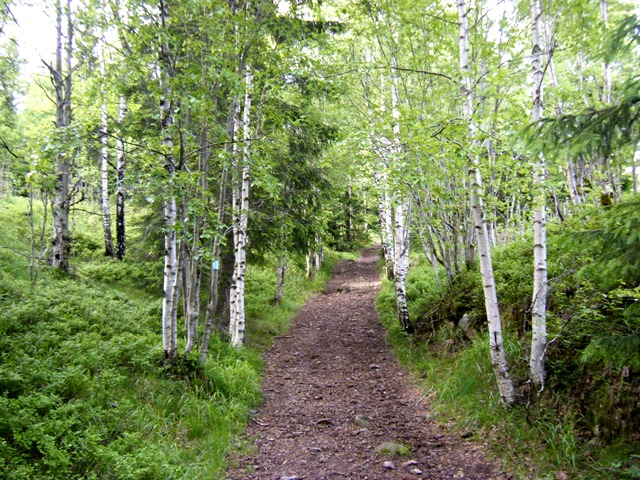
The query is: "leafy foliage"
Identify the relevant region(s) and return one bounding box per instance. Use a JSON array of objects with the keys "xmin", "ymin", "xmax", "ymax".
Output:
[
  {"xmin": 0, "ymin": 197, "xmax": 341, "ymax": 478},
  {"xmin": 377, "ymin": 199, "xmax": 640, "ymax": 478}
]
